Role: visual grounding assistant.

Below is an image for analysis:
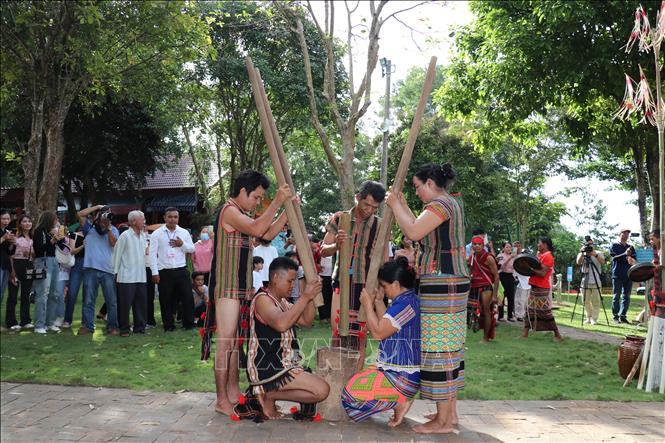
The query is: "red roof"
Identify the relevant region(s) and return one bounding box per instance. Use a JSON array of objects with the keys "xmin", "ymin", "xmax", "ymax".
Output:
[{"xmin": 142, "ymin": 156, "xmax": 219, "ymax": 190}]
